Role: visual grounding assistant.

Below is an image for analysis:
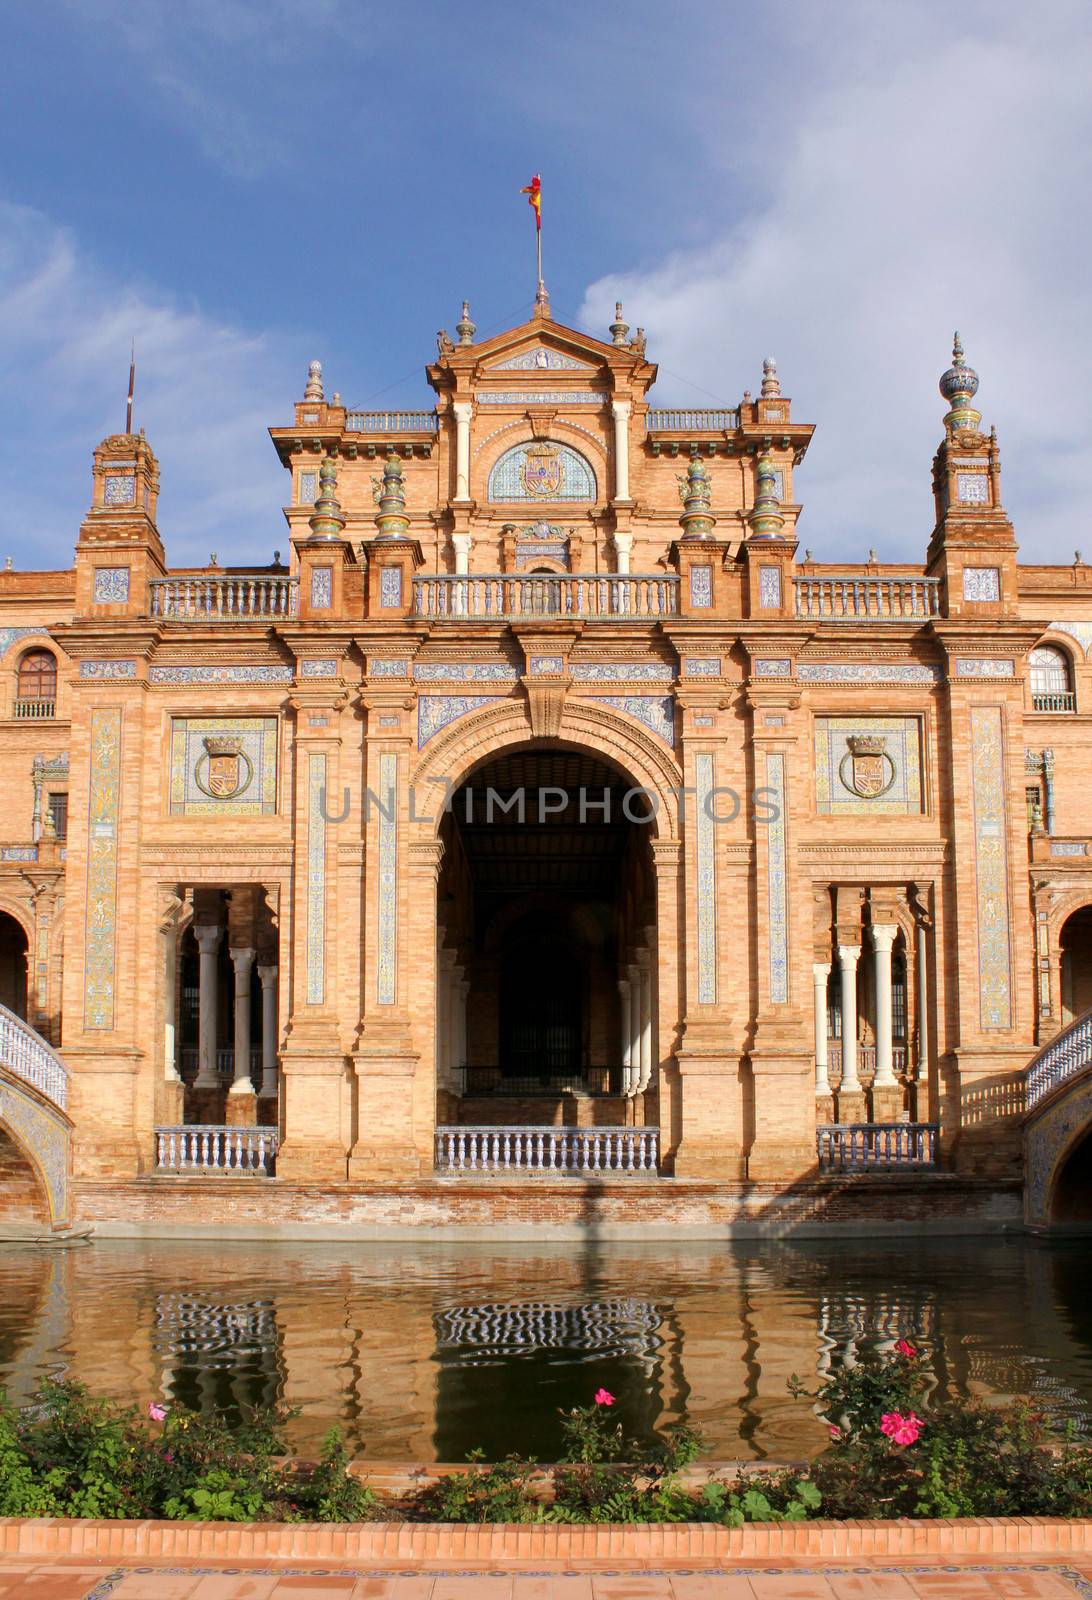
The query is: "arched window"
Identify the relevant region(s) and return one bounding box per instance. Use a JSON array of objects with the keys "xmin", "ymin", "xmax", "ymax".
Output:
[
  {"xmin": 16, "ymin": 650, "xmax": 56, "ymax": 714},
  {"xmin": 1029, "ymin": 645, "xmax": 1074, "ymax": 712}
]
